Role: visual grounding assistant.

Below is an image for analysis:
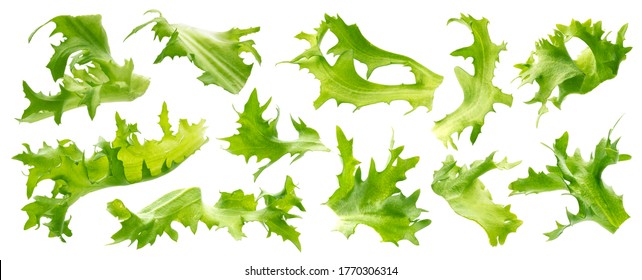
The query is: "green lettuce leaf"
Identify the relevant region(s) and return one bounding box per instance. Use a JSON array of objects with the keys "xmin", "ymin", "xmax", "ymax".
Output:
[
  {"xmin": 14, "ymin": 103, "xmax": 207, "ymax": 241},
  {"xmin": 108, "ymin": 176, "xmax": 304, "ymax": 250},
  {"xmin": 21, "ymin": 14, "xmax": 150, "ymax": 124},
  {"xmin": 326, "ymin": 127, "xmax": 430, "ymax": 245},
  {"xmin": 288, "ymin": 14, "xmax": 443, "ymax": 111},
  {"xmin": 222, "ymin": 89, "xmax": 329, "ymax": 180},
  {"xmin": 127, "ymin": 10, "xmax": 260, "ymax": 94},
  {"xmin": 509, "ymin": 128, "xmax": 631, "ymax": 240},
  {"xmin": 433, "ymin": 15, "xmax": 512, "ymax": 148},
  {"xmin": 432, "ymin": 153, "xmax": 522, "ymax": 246},
  {"xmin": 515, "ymin": 19, "xmax": 631, "ymax": 123}
]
